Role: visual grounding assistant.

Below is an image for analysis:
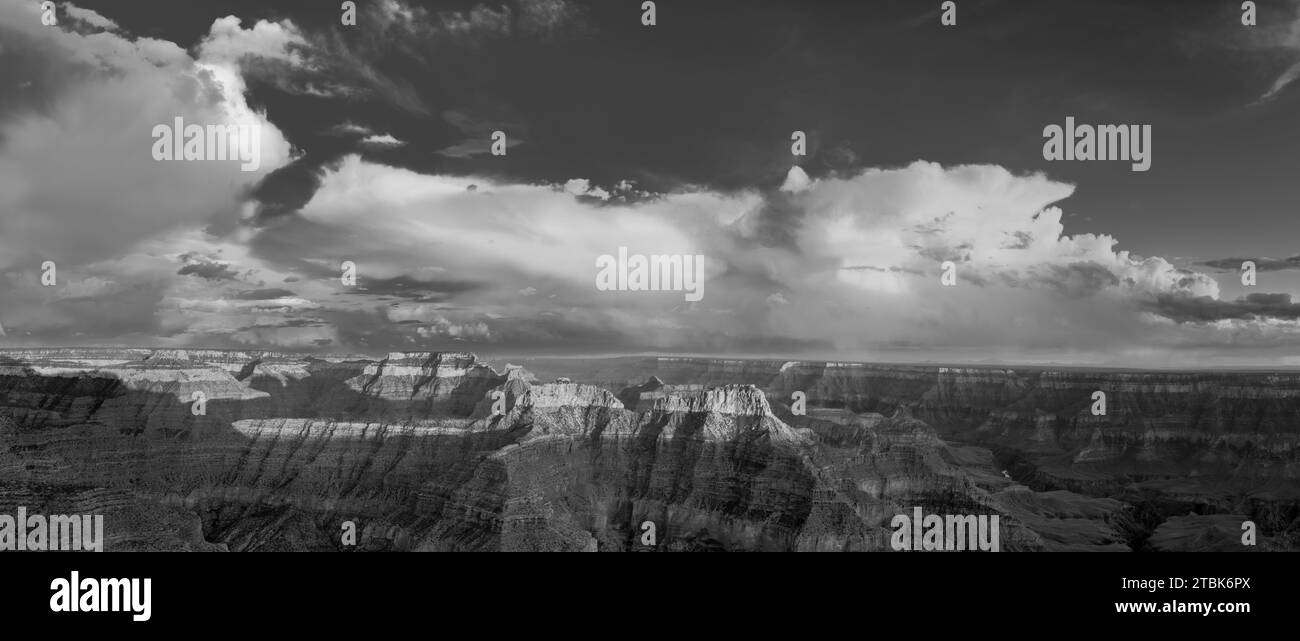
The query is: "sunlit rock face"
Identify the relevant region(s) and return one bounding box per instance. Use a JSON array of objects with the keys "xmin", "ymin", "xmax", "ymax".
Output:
[{"xmin": 0, "ymin": 349, "xmax": 1294, "ymax": 551}]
